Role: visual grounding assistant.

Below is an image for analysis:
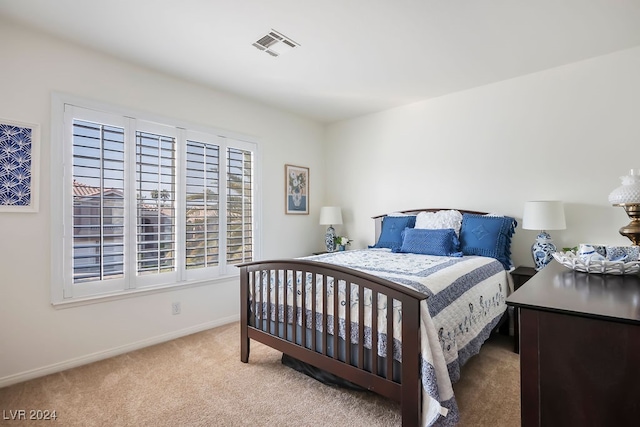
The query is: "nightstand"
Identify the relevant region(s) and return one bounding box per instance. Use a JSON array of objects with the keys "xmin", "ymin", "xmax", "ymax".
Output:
[
  {"xmin": 511, "ymin": 266, "xmax": 537, "ymax": 353},
  {"xmin": 312, "ymin": 251, "xmax": 328, "ymax": 255}
]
